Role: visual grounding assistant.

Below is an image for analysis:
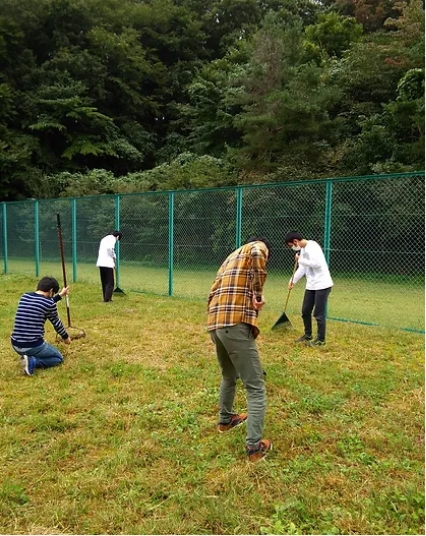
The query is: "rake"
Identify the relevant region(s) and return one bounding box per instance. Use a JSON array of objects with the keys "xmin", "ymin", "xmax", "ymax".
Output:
[
  {"xmin": 56, "ymin": 213, "xmax": 86, "ymax": 339},
  {"xmin": 271, "ymin": 256, "xmax": 299, "ymax": 330},
  {"xmin": 113, "ymin": 267, "xmax": 126, "ymax": 296}
]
